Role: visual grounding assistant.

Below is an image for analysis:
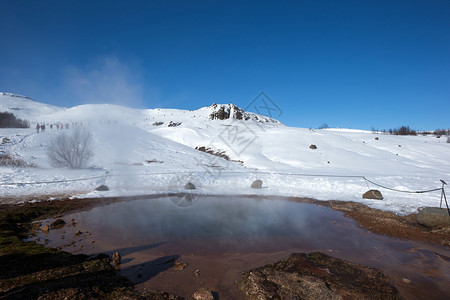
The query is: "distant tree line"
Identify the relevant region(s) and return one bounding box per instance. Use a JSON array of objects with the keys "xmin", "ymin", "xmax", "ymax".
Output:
[
  {"xmin": 389, "ymin": 126, "xmax": 417, "ymax": 136},
  {"xmin": 0, "ymin": 112, "xmax": 30, "ymax": 128},
  {"xmin": 371, "ymin": 125, "xmax": 449, "ymax": 137}
]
